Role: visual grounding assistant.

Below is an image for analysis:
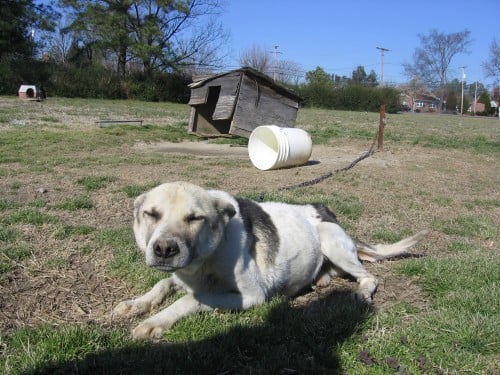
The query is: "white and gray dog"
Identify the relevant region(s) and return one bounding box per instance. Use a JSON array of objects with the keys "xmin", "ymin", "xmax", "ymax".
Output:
[{"xmin": 113, "ymin": 181, "xmax": 426, "ymax": 339}]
